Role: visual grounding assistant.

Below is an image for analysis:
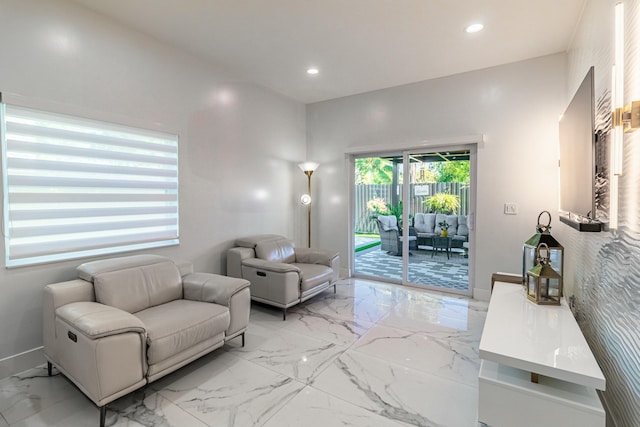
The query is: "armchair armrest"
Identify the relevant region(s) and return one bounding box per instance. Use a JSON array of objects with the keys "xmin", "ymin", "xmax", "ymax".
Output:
[
  {"xmin": 57, "ymin": 302, "xmax": 145, "ymax": 339},
  {"xmin": 241, "ymin": 258, "xmax": 302, "ymax": 274},
  {"xmin": 53, "ymin": 301, "xmax": 147, "ymax": 407},
  {"xmin": 294, "ymin": 248, "xmax": 339, "ymax": 267},
  {"xmin": 183, "ymin": 273, "xmax": 251, "ymax": 339},
  {"xmin": 44, "ymin": 280, "xmax": 96, "ymax": 361},
  {"xmin": 183, "ymin": 272, "xmax": 250, "ymax": 307}
]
